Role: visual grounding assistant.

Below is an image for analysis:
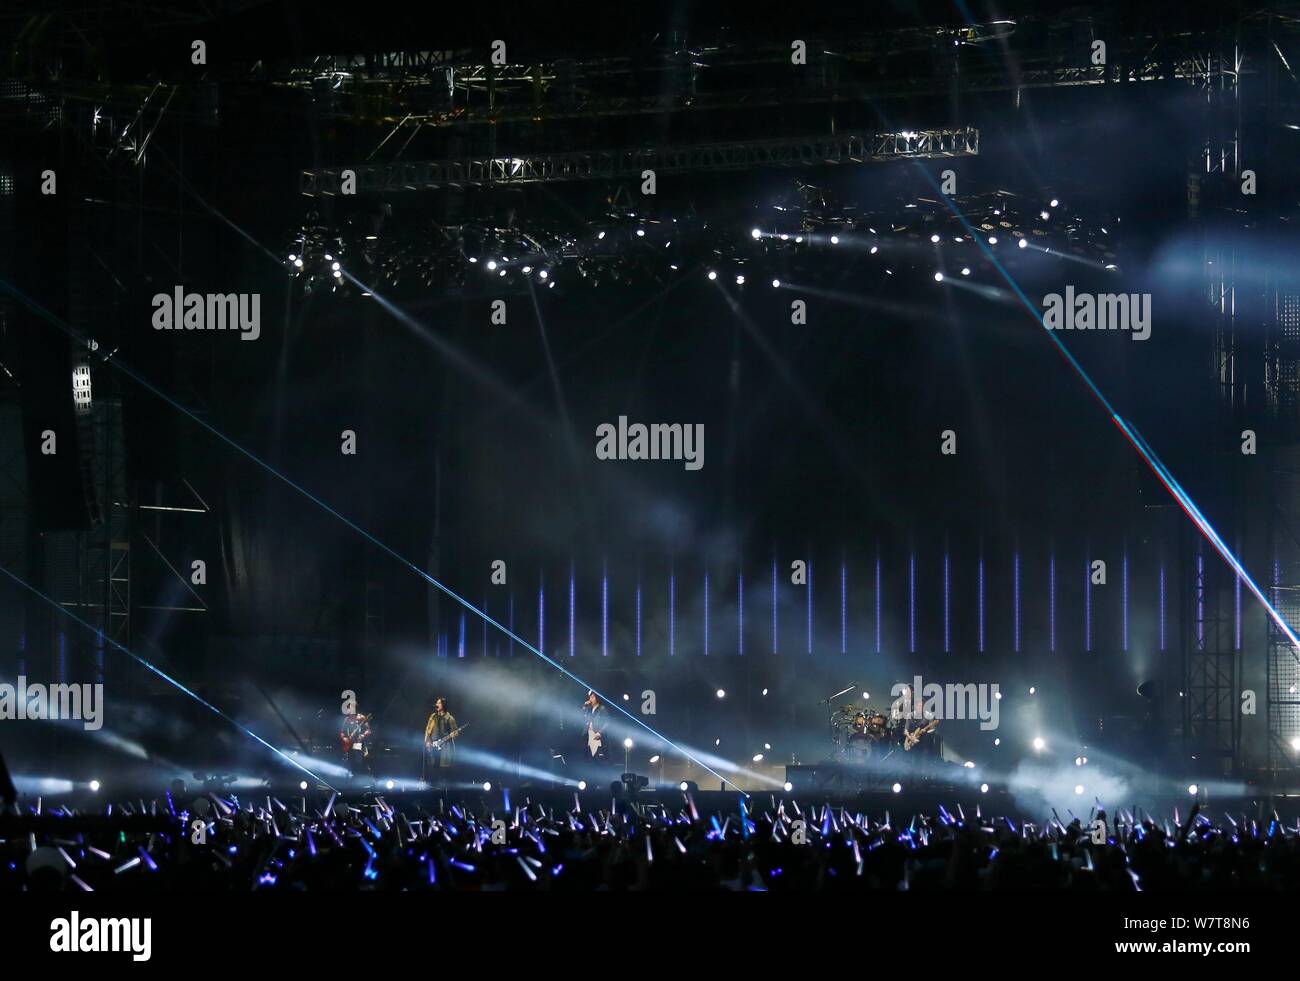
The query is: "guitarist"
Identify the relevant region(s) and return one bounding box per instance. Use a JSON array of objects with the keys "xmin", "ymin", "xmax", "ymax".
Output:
[
  {"xmin": 423, "ymin": 697, "xmax": 460, "ymax": 778},
  {"xmin": 341, "ymin": 711, "xmax": 374, "ymax": 780}
]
